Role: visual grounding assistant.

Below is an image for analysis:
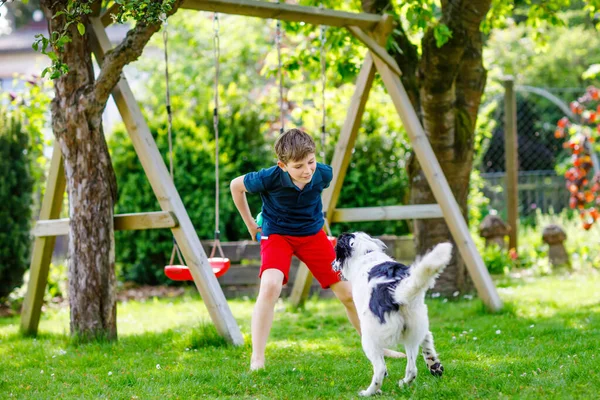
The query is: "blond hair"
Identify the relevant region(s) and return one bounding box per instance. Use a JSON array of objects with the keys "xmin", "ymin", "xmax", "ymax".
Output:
[{"xmin": 274, "ymin": 128, "xmax": 316, "ymax": 164}]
